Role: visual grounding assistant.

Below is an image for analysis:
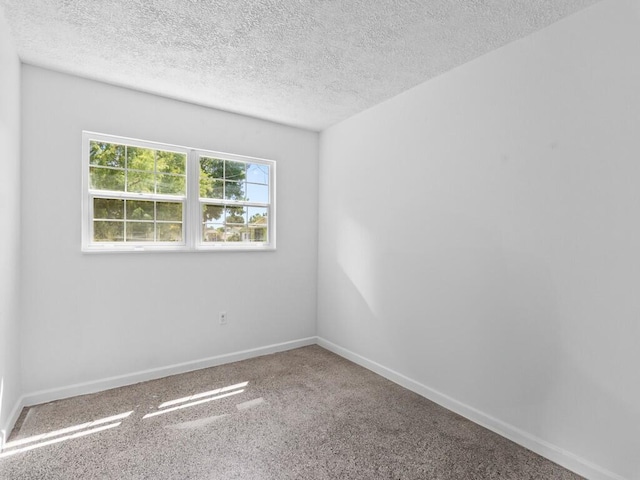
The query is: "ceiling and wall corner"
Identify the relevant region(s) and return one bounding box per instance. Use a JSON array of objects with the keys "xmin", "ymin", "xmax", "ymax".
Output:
[{"xmin": 0, "ymin": 0, "xmax": 601, "ymax": 131}]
